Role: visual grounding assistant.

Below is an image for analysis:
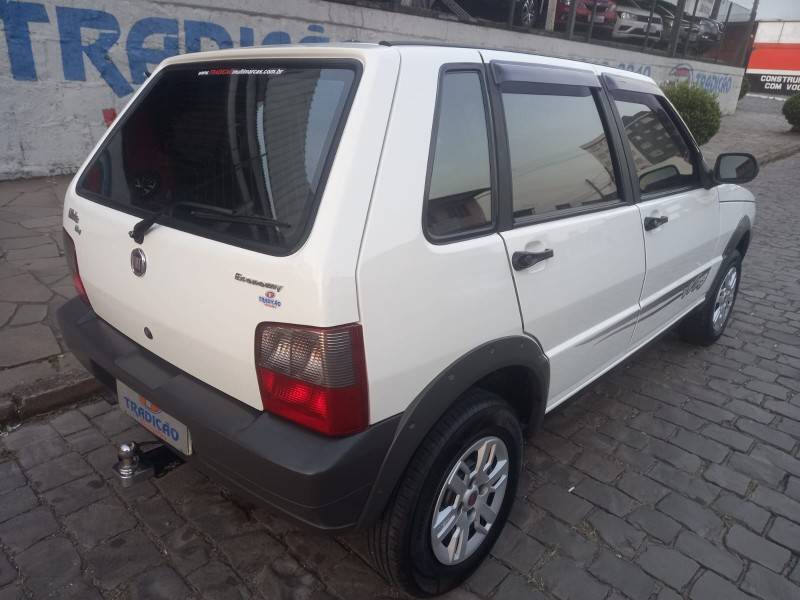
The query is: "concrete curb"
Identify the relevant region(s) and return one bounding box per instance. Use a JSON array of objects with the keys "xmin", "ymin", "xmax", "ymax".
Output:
[{"xmin": 0, "ymin": 372, "xmax": 102, "ymax": 427}]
